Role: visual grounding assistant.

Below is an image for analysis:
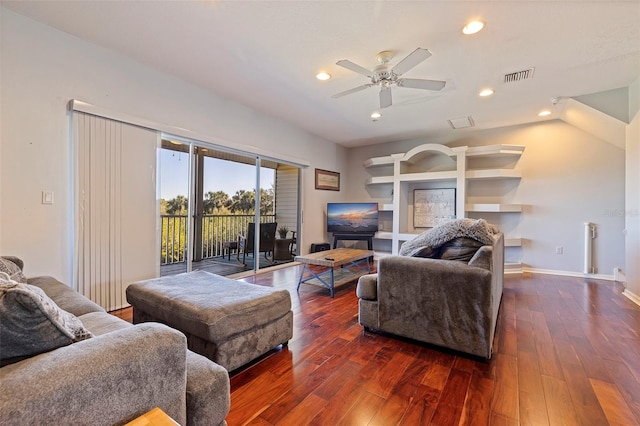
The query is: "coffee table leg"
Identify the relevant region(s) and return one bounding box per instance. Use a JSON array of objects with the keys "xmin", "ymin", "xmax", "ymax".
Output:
[
  {"xmin": 296, "ymin": 265, "xmax": 307, "ymax": 293},
  {"xmin": 329, "ymin": 268, "xmax": 335, "ymax": 298},
  {"xmin": 297, "ymin": 264, "xmax": 335, "ymax": 297}
]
